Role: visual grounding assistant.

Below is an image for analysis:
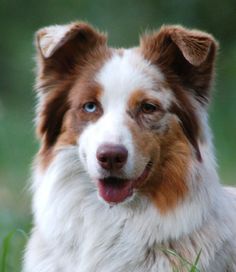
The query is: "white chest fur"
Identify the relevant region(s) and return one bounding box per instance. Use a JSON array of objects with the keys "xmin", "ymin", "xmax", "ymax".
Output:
[{"xmin": 24, "ymin": 148, "xmax": 236, "ymax": 272}]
